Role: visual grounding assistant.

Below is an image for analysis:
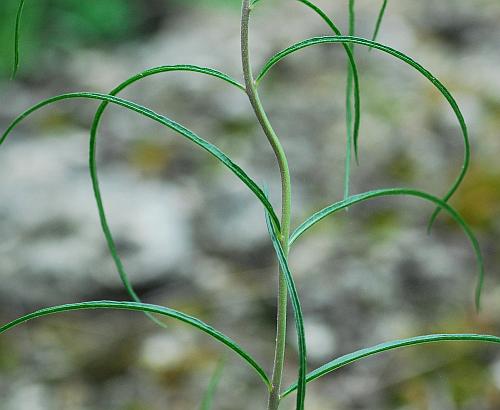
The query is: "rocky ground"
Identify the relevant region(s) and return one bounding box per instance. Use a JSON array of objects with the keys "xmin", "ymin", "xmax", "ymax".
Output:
[{"xmin": 0, "ymin": 0, "xmax": 499, "ymax": 409}]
